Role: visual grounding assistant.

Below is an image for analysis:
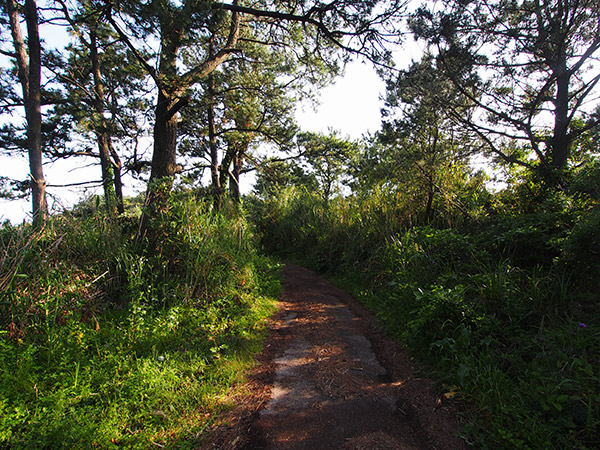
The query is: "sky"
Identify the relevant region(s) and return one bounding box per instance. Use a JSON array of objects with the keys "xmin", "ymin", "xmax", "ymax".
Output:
[
  {"xmin": 296, "ymin": 61, "xmax": 385, "ymax": 140},
  {"xmin": 0, "ymin": 59, "xmax": 387, "ymax": 224}
]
